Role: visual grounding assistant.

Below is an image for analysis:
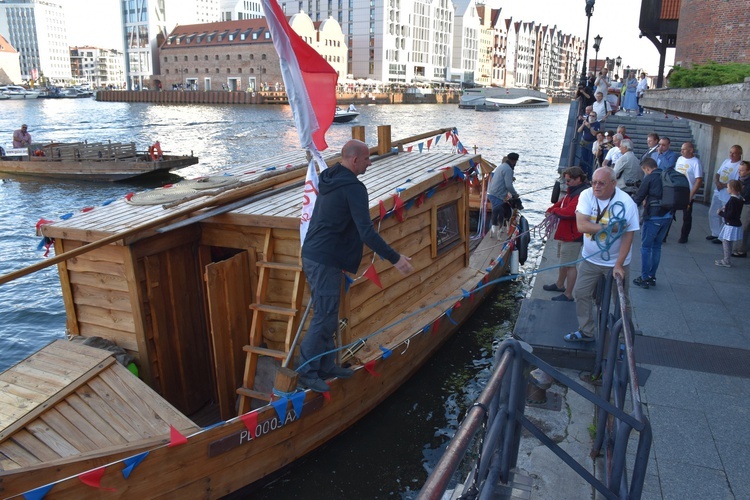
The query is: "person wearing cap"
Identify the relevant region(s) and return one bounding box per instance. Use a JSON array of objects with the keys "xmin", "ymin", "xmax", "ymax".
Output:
[
  {"xmin": 13, "ymin": 124, "xmax": 31, "ymax": 148},
  {"xmin": 487, "ymin": 153, "xmax": 519, "ymax": 238}
]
